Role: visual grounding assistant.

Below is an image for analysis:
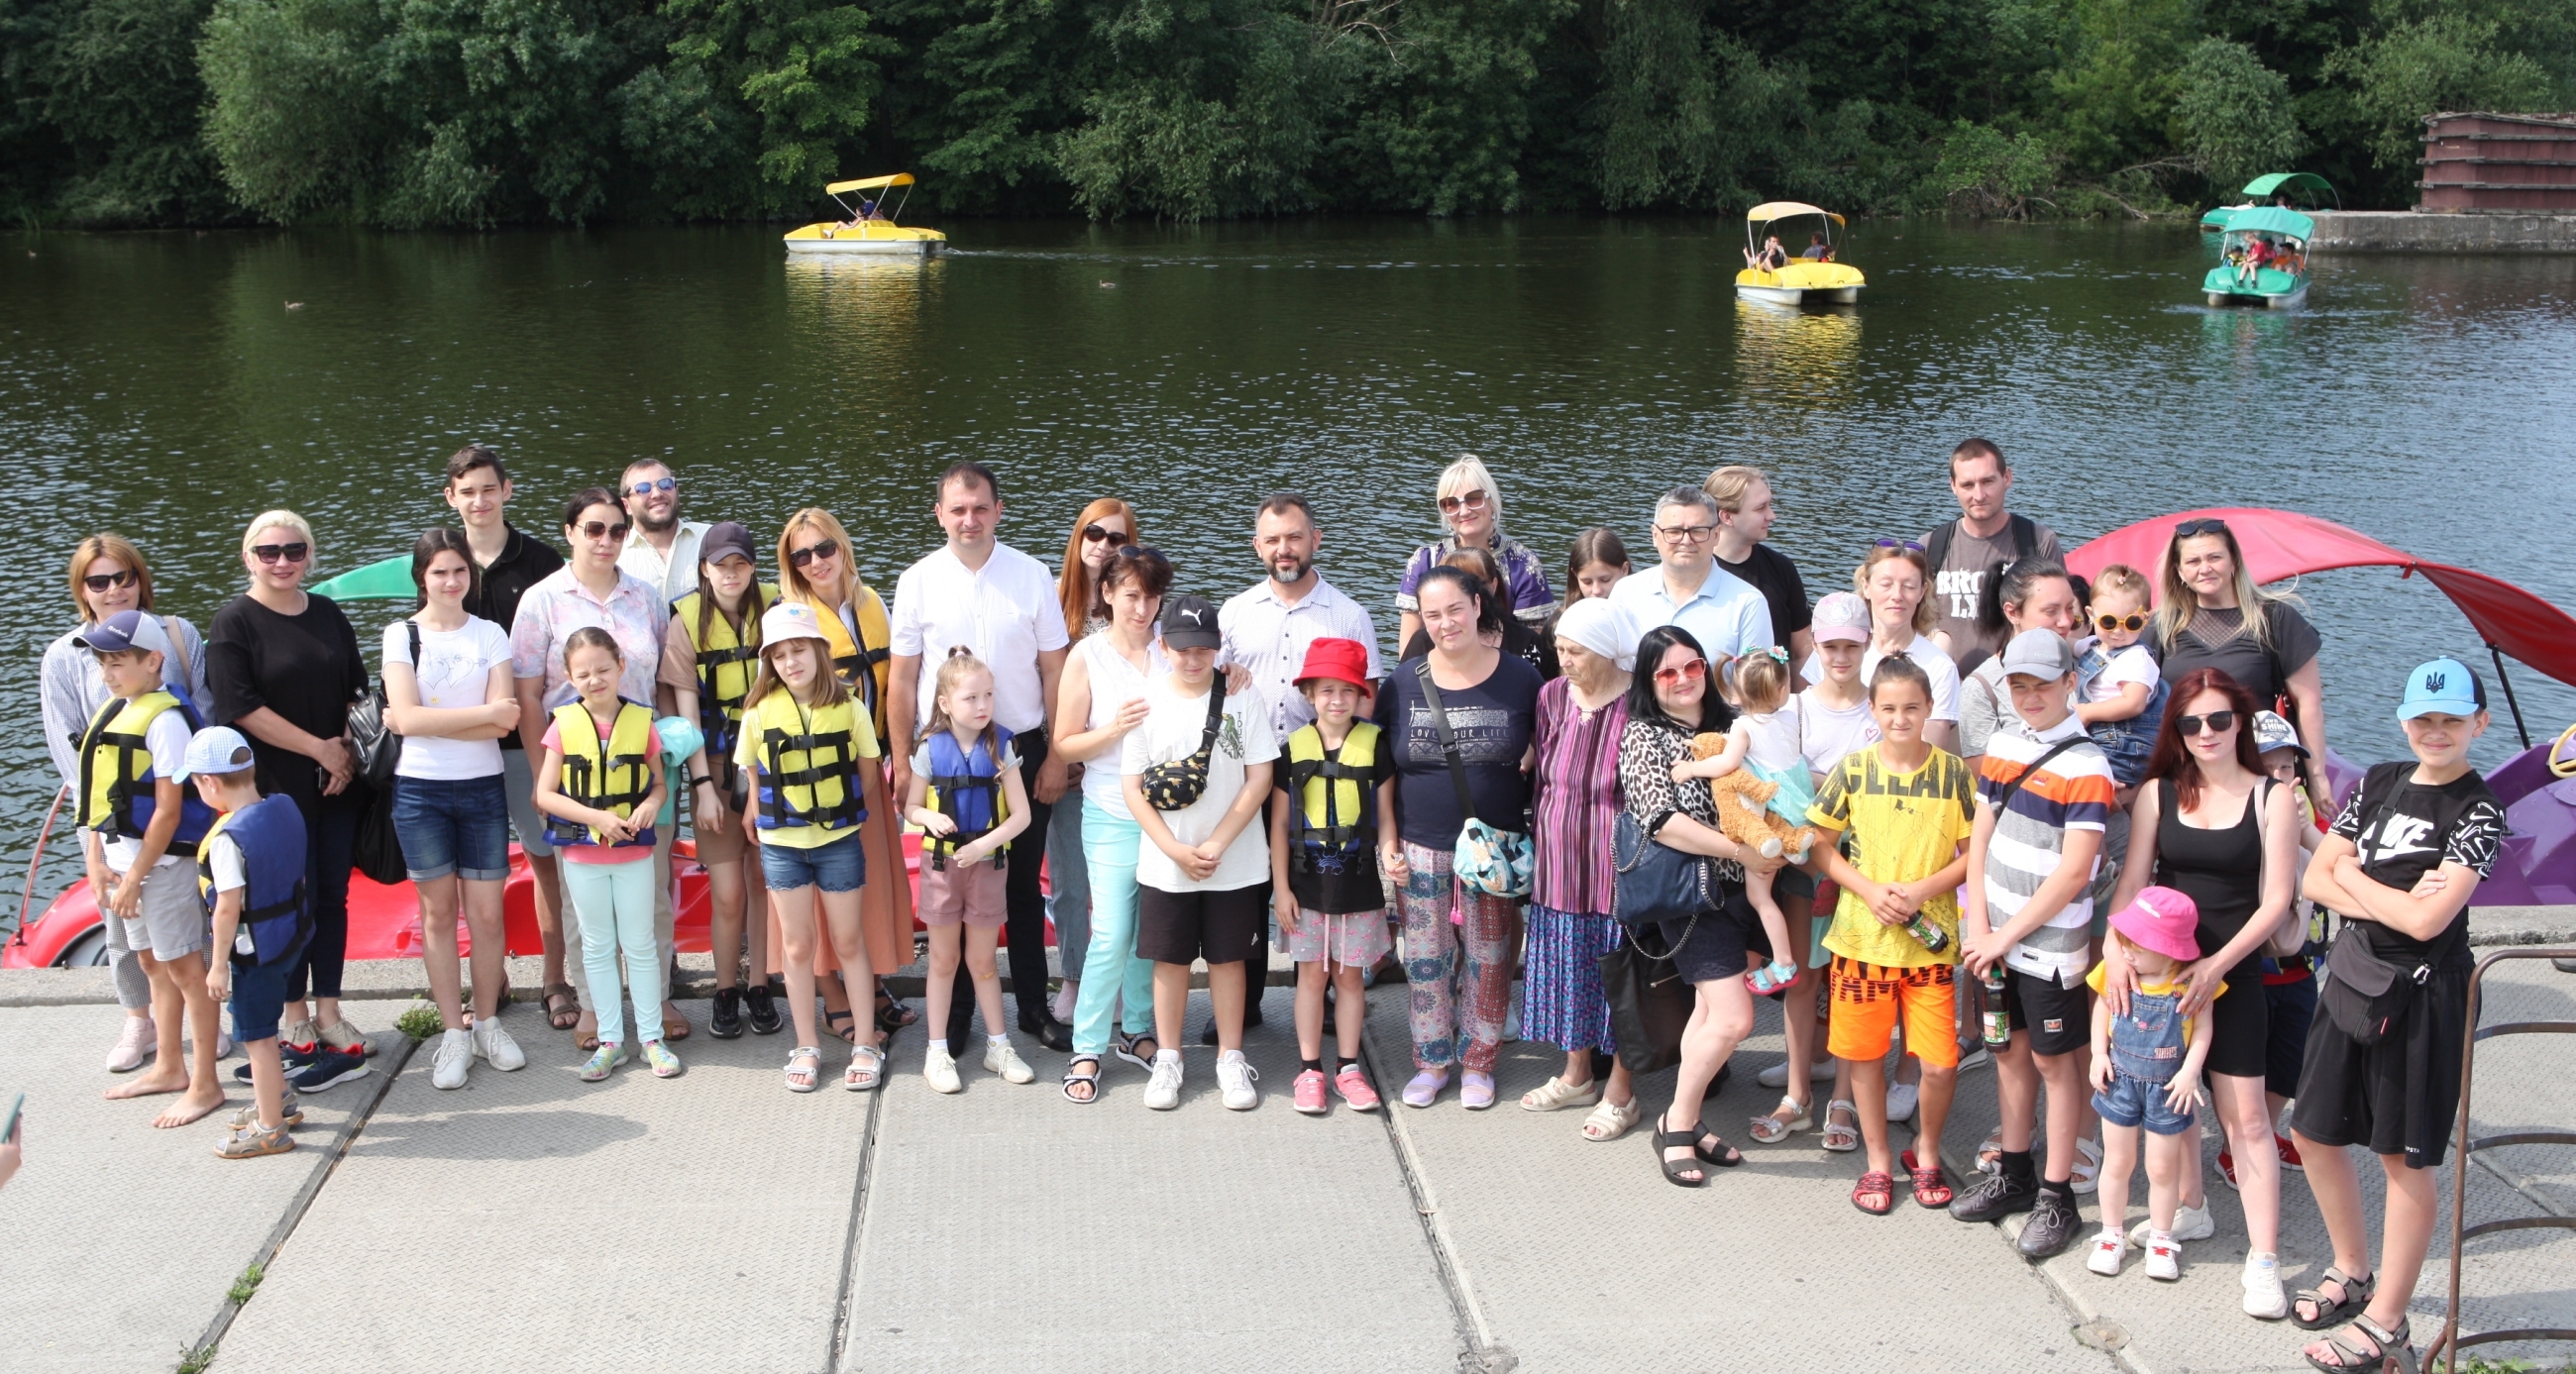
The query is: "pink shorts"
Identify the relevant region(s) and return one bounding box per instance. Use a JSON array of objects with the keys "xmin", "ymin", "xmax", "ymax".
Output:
[{"xmin": 916, "ymin": 854, "xmax": 1007, "ymax": 929}]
